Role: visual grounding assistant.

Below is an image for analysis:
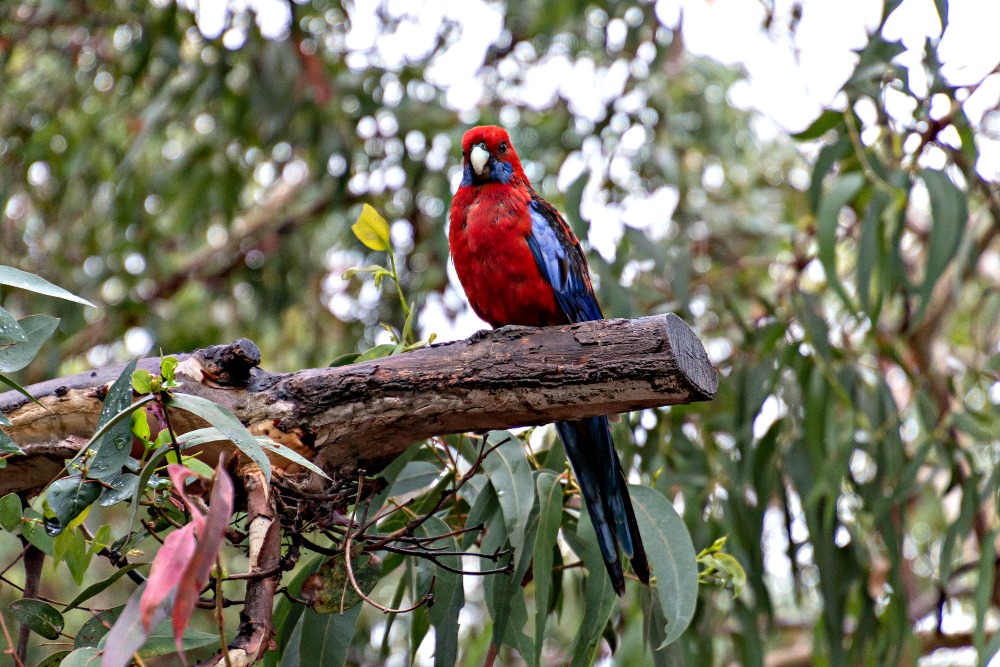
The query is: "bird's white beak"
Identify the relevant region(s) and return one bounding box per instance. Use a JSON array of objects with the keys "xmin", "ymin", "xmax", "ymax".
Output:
[{"xmin": 470, "ymin": 144, "xmax": 490, "ymax": 176}]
